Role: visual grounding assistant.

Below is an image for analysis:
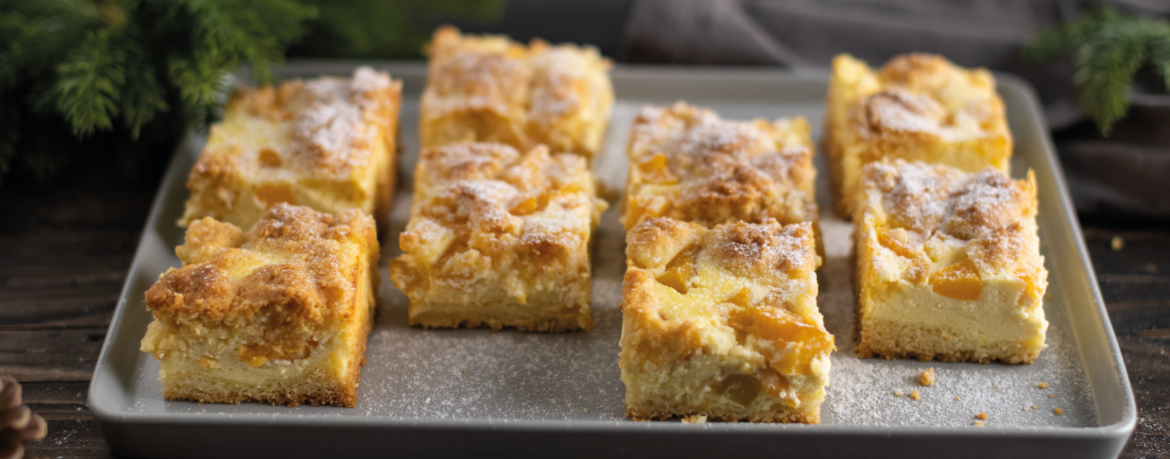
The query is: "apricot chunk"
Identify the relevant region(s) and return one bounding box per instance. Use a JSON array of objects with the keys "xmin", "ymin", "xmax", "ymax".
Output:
[
  {"xmin": 931, "ymin": 260, "xmax": 983, "ymax": 301},
  {"xmin": 714, "ymin": 373, "xmax": 761, "ymax": 406},
  {"xmin": 728, "ymin": 306, "xmax": 833, "ymax": 375},
  {"xmin": 510, "ymin": 197, "xmax": 539, "ymax": 216},
  {"xmin": 637, "ymin": 154, "xmax": 677, "ymax": 184},
  {"xmin": 656, "ymin": 271, "xmax": 688, "ymax": 294},
  {"xmin": 254, "ymin": 184, "xmax": 297, "ymax": 207}
]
